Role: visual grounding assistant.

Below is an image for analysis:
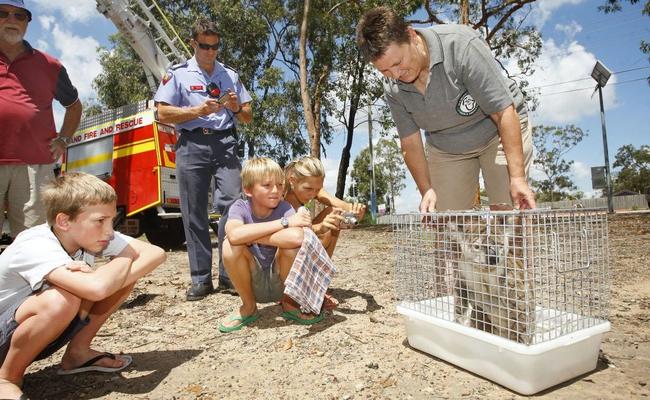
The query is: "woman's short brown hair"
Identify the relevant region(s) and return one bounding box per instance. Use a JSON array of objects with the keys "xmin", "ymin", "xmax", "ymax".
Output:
[{"xmin": 356, "ymin": 6, "xmax": 410, "ymax": 62}]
